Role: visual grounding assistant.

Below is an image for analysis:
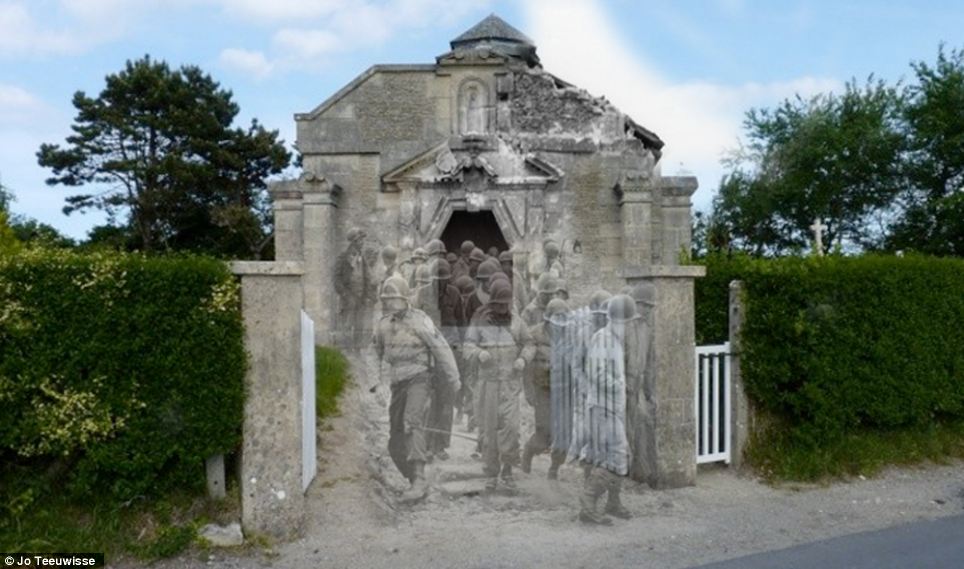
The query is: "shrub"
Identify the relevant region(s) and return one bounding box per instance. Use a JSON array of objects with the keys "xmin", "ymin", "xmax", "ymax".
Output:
[
  {"xmin": 696, "ymin": 253, "xmax": 964, "ymax": 478},
  {"xmin": 0, "ymin": 249, "xmax": 245, "ymax": 500}
]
